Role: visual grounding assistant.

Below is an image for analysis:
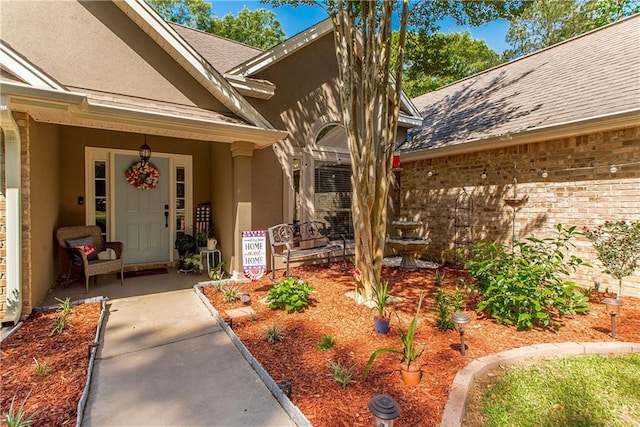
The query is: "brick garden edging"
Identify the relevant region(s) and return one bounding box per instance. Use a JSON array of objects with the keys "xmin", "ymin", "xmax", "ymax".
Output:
[{"xmin": 439, "ymin": 341, "xmax": 640, "ymax": 426}]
